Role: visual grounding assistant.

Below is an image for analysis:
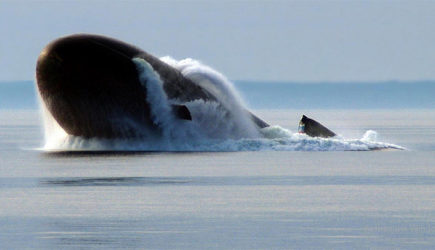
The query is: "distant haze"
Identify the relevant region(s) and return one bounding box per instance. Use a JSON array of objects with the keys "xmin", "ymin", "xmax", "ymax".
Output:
[{"xmin": 1, "ymin": 0, "xmax": 435, "ymax": 82}]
